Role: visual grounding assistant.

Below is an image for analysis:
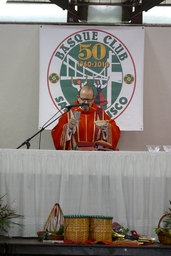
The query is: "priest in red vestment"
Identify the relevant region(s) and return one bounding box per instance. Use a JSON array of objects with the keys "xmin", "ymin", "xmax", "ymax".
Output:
[{"xmin": 51, "ymin": 86, "xmax": 120, "ymax": 150}]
